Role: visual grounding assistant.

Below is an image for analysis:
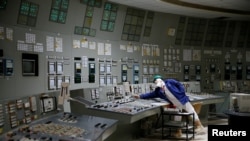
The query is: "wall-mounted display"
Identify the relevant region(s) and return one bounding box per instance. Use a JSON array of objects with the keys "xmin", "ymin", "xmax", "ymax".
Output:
[
  {"xmin": 175, "ymin": 16, "xmax": 186, "ymax": 45},
  {"xmin": 184, "ymin": 65, "xmax": 189, "ymax": 74},
  {"xmin": 89, "ymin": 28, "xmax": 96, "ymax": 37},
  {"xmin": 149, "ymin": 66, "xmax": 154, "ymax": 74},
  {"xmin": 224, "ymin": 63, "xmax": 231, "ymax": 80},
  {"xmin": 143, "ymin": 11, "xmax": 154, "ymax": 37},
  {"xmin": 74, "ymin": 0, "xmax": 99, "ymax": 37},
  {"xmin": 106, "ymin": 75, "xmax": 112, "ymax": 85},
  {"xmin": 100, "ymin": 2, "xmax": 118, "ymax": 32},
  {"xmin": 237, "ymin": 22, "xmax": 248, "ymax": 48},
  {"xmin": 56, "ymin": 62, "xmax": 63, "ymax": 74},
  {"xmin": 48, "ymin": 61, "xmax": 56, "ymax": 74},
  {"xmin": 74, "ymin": 26, "xmax": 83, "ymax": 35},
  {"xmin": 210, "ymin": 64, "xmax": 216, "ymax": 73},
  {"xmin": 142, "ymin": 76, "xmax": 149, "ymax": 83},
  {"xmin": 48, "ymin": 76, "xmax": 56, "ymax": 90},
  {"xmin": 89, "ymin": 63, "xmax": 95, "ymax": 83},
  {"xmin": 121, "ymin": 64, "xmax": 128, "ymax": 82},
  {"xmin": 196, "ymin": 65, "xmax": 201, "ymax": 74},
  {"xmin": 236, "ymin": 63, "xmax": 242, "ymax": 80},
  {"xmin": 204, "ymin": 20, "xmax": 226, "ymax": 47},
  {"xmin": 57, "ymin": 76, "xmax": 63, "ymax": 89},
  {"xmin": 49, "ymin": 0, "xmax": 69, "ymax": 24},
  {"xmin": 74, "ymin": 62, "xmax": 82, "ymax": 83},
  {"xmin": 143, "ymin": 66, "xmax": 148, "ymax": 74},
  {"xmin": 155, "ymin": 67, "xmax": 159, "ymax": 74},
  {"xmin": 4, "ymin": 59, "xmax": 14, "ymax": 76},
  {"xmin": 99, "ymin": 63, "xmax": 105, "ymax": 74},
  {"xmin": 22, "ymin": 53, "xmax": 38, "ymax": 76},
  {"xmin": 99, "ymin": 75, "xmax": 105, "ymax": 86},
  {"xmin": 225, "ymin": 21, "xmax": 236, "ymax": 48},
  {"xmin": 121, "ymin": 7, "xmax": 145, "ymax": 41},
  {"xmin": 133, "ymin": 65, "xmax": 139, "ymax": 84},
  {"xmin": 64, "ymin": 76, "xmax": 70, "ymax": 83},
  {"xmin": 112, "ymin": 76, "xmax": 118, "ymax": 84},
  {"xmin": 17, "ymin": 1, "xmax": 39, "ymax": 26},
  {"xmin": 80, "ymin": 0, "xmax": 102, "ymax": 7},
  {"xmin": 84, "ymin": 16, "xmax": 92, "ymax": 27},
  {"xmin": 184, "ymin": 18, "xmax": 206, "ymax": 46},
  {"xmin": 106, "ymin": 64, "xmax": 112, "ymax": 74}
]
